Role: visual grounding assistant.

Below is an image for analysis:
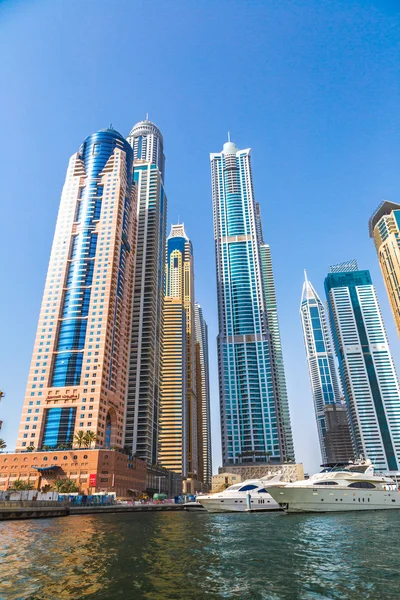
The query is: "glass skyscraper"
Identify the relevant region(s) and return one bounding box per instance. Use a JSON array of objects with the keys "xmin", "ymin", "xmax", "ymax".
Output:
[
  {"xmin": 125, "ymin": 119, "xmax": 167, "ymax": 464},
  {"xmin": 17, "ymin": 128, "xmax": 136, "ymax": 450},
  {"xmin": 211, "ymin": 139, "xmax": 294, "ymax": 466},
  {"xmin": 325, "ymin": 260, "xmax": 400, "ymax": 472},
  {"xmin": 300, "ymin": 272, "xmax": 350, "ymax": 463}
]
